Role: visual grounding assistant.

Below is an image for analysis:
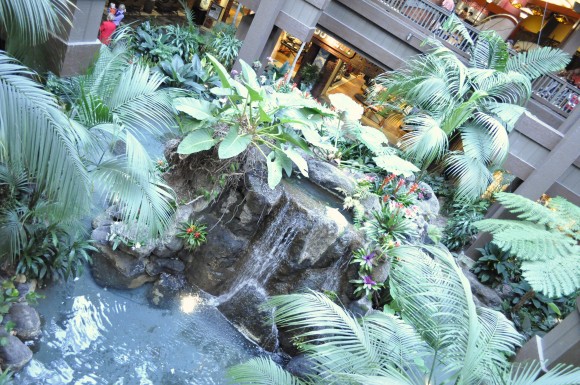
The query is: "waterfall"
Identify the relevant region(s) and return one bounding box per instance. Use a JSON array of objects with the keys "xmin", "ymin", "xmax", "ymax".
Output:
[{"xmin": 217, "ymin": 201, "xmax": 300, "ymax": 303}]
